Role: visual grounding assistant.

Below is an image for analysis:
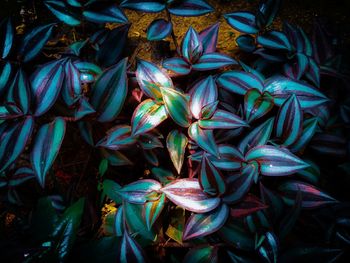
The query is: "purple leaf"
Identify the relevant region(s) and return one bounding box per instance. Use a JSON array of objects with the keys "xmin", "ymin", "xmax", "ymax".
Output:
[
  {"xmin": 160, "ymin": 178, "xmax": 221, "ymax": 213},
  {"xmin": 62, "ymin": 60, "xmax": 81, "ymax": 106},
  {"xmin": 163, "ymin": 57, "xmax": 191, "ymax": 75},
  {"xmin": 283, "ymin": 53, "xmax": 308, "ymax": 80},
  {"xmin": 183, "ymin": 204, "xmax": 229, "ymax": 240},
  {"xmin": 199, "ymin": 109, "xmax": 248, "ymax": 129},
  {"xmin": 199, "ymin": 23, "xmax": 220, "ymax": 54}
]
